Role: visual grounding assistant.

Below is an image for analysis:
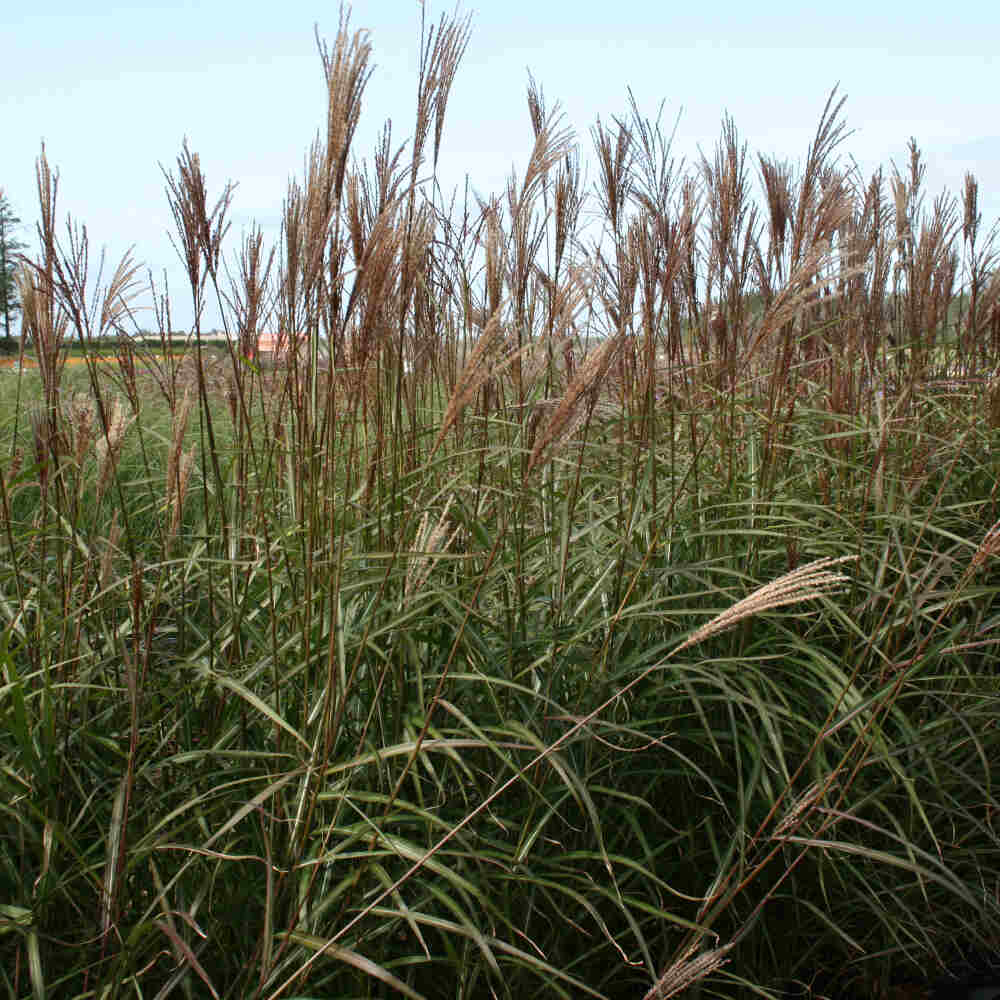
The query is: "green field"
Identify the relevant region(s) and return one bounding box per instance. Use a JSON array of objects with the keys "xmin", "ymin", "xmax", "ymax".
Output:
[{"xmin": 2, "ymin": 11, "xmax": 1000, "ymax": 1000}]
